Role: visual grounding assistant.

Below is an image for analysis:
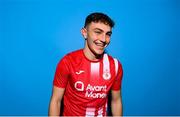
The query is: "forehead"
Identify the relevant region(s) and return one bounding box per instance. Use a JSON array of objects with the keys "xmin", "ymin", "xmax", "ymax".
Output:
[{"xmin": 87, "ymin": 22, "xmax": 112, "ymax": 32}]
